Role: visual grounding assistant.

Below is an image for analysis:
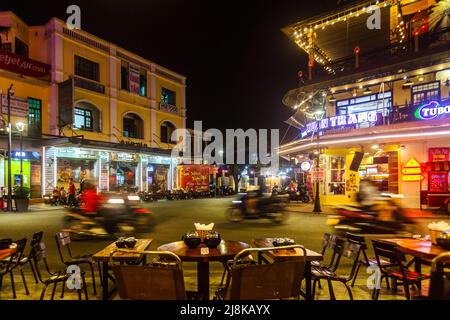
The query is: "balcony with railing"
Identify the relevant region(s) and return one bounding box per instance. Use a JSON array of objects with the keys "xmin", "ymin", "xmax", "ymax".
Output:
[
  {"xmin": 73, "ymin": 76, "xmax": 105, "ymax": 94},
  {"xmin": 159, "ymin": 101, "xmax": 178, "ymax": 115}
]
